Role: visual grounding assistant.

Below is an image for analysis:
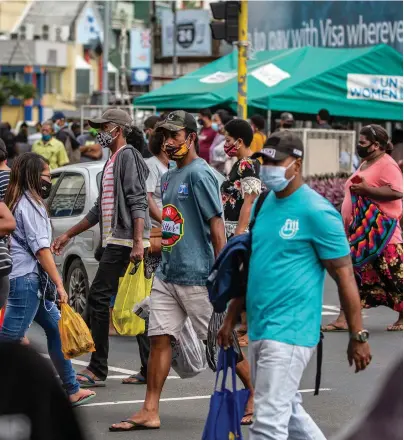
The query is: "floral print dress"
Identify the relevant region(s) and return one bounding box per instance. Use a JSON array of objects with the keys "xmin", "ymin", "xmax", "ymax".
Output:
[{"xmin": 221, "ymin": 157, "xmax": 261, "ymax": 239}]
